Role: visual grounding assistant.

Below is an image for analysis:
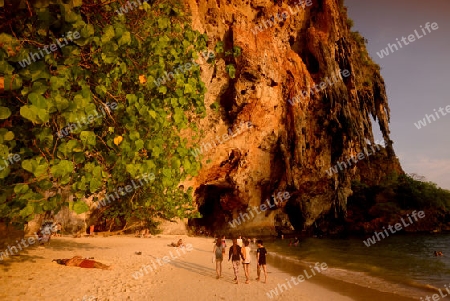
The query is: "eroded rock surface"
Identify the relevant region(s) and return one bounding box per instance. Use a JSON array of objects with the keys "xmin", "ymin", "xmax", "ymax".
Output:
[{"xmin": 183, "ymin": 0, "xmax": 402, "ymax": 236}]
